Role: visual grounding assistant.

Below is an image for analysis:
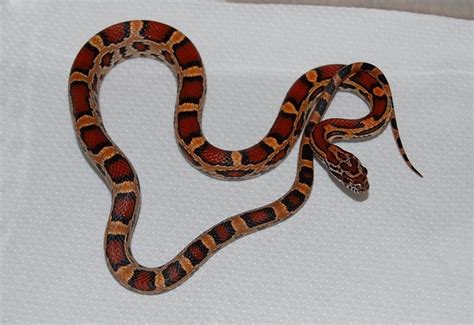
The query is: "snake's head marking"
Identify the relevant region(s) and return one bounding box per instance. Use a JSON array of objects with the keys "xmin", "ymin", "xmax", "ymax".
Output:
[{"xmin": 326, "ymin": 146, "xmax": 369, "ymax": 194}]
